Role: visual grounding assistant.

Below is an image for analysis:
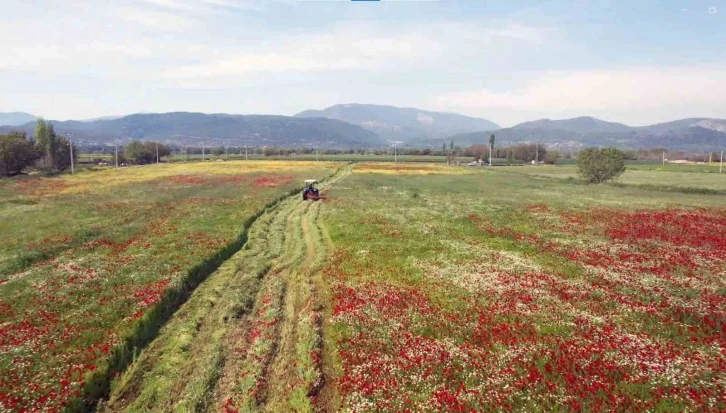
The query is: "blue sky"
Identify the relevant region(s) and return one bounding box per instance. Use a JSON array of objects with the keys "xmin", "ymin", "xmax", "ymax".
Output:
[{"xmin": 1, "ymin": 0, "xmax": 724, "ymax": 126}]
